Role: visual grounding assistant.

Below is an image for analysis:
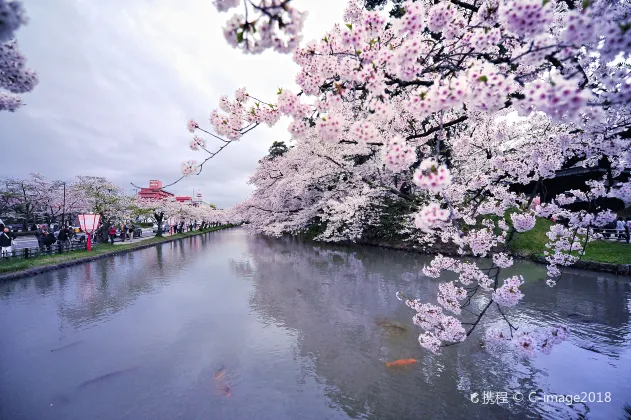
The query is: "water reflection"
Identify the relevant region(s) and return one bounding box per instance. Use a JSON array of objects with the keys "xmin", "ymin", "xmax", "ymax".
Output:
[{"xmin": 244, "ymin": 234, "xmax": 631, "ymax": 420}]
